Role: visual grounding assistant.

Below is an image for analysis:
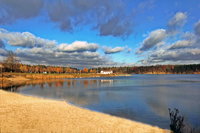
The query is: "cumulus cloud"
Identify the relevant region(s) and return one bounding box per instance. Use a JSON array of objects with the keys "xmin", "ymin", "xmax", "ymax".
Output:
[
  {"xmin": 0, "ymin": 28, "xmax": 118, "ymax": 68},
  {"xmin": 104, "ymin": 46, "xmax": 125, "ymax": 54},
  {"xmin": 137, "ymin": 12, "xmax": 188, "ymax": 54},
  {"xmin": 0, "ymin": 28, "xmax": 56, "ymax": 48},
  {"xmin": 47, "ymin": 0, "xmax": 134, "ymax": 37},
  {"xmin": 58, "ymin": 41, "xmax": 98, "ymax": 52},
  {"xmin": 15, "ymin": 47, "xmax": 115, "ymax": 68},
  {"xmin": 0, "ymin": 0, "xmax": 43, "ymax": 24},
  {"xmin": 149, "ymin": 48, "xmax": 200, "ymax": 63},
  {"xmin": 139, "ymin": 17, "xmax": 200, "ymax": 65},
  {"xmin": 167, "ymin": 12, "xmax": 187, "ymax": 33},
  {"xmin": 168, "ymin": 40, "xmax": 194, "ymax": 50},
  {"xmin": 137, "ymin": 29, "xmax": 167, "ymax": 53},
  {"xmin": 141, "ymin": 36, "xmax": 200, "ymax": 65},
  {"xmin": 0, "ymin": 0, "xmax": 137, "ymax": 37}
]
